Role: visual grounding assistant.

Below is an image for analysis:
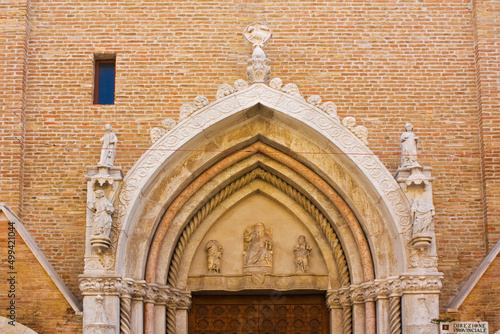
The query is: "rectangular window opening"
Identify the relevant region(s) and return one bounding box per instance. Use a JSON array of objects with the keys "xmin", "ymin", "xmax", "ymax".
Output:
[{"xmin": 94, "ymin": 56, "xmax": 116, "ymax": 105}]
